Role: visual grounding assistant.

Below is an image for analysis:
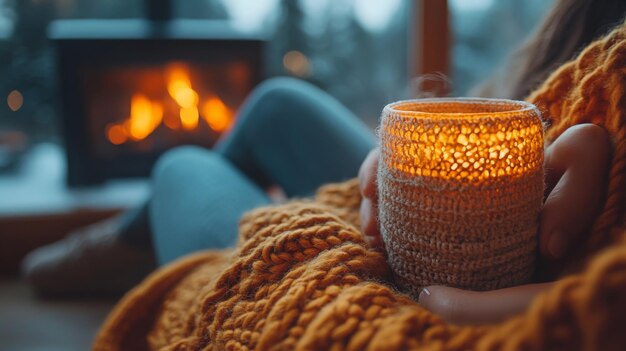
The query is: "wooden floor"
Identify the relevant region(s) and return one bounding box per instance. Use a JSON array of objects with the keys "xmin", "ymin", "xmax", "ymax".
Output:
[{"xmin": 0, "ymin": 279, "xmax": 116, "ymax": 351}]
